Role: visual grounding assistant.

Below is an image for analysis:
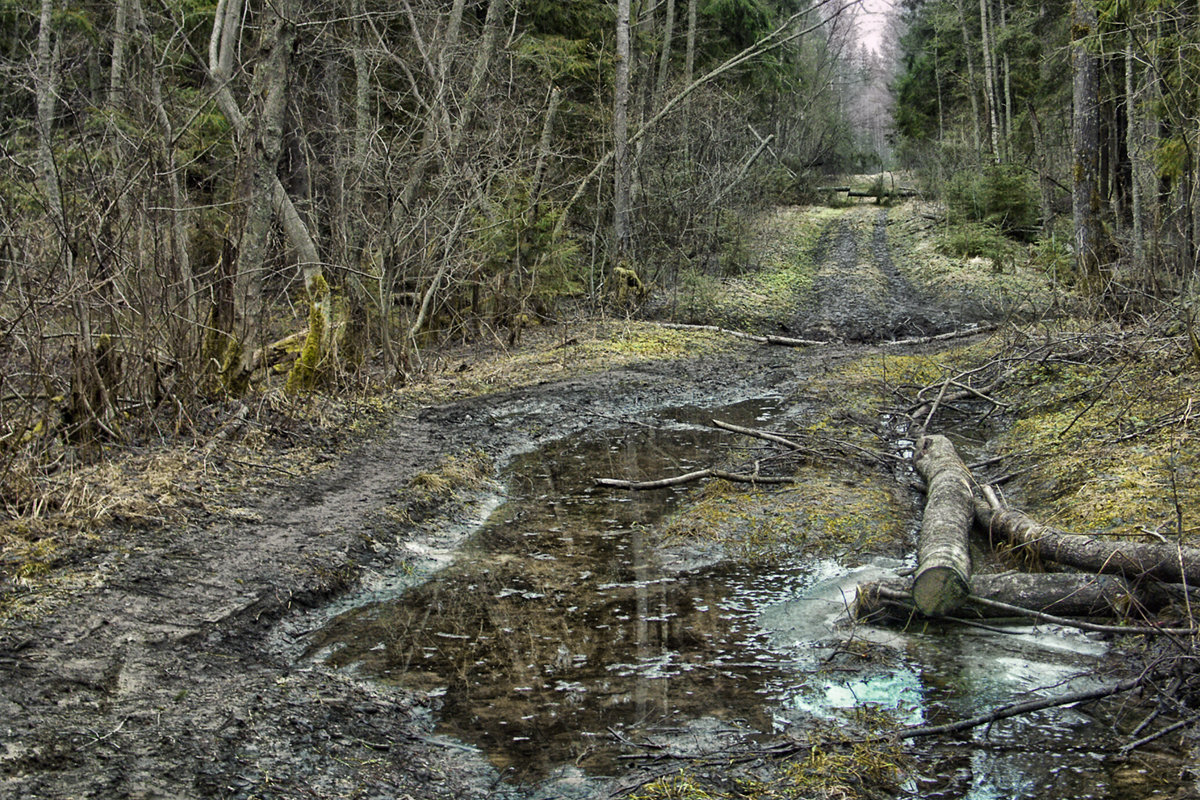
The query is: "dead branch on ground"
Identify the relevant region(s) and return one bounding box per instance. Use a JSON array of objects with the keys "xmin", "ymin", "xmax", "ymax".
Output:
[{"xmin": 653, "ymin": 321, "xmax": 827, "ymax": 347}]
